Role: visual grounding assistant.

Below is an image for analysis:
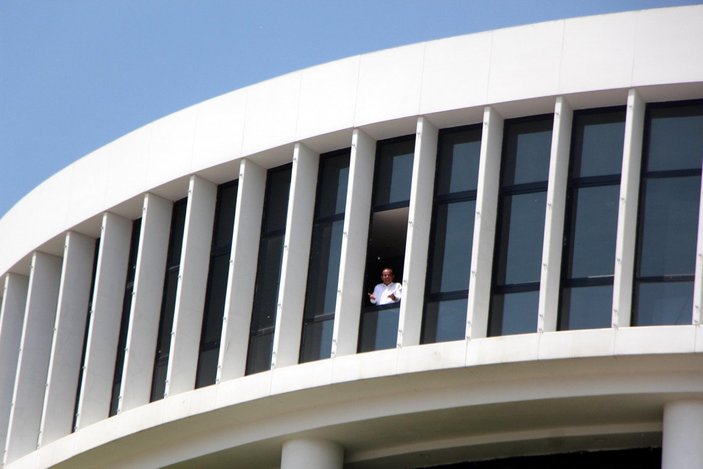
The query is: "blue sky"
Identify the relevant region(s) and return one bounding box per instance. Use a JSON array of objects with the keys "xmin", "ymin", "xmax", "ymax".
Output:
[{"xmin": 0, "ymin": 0, "xmax": 699, "ymax": 217}]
